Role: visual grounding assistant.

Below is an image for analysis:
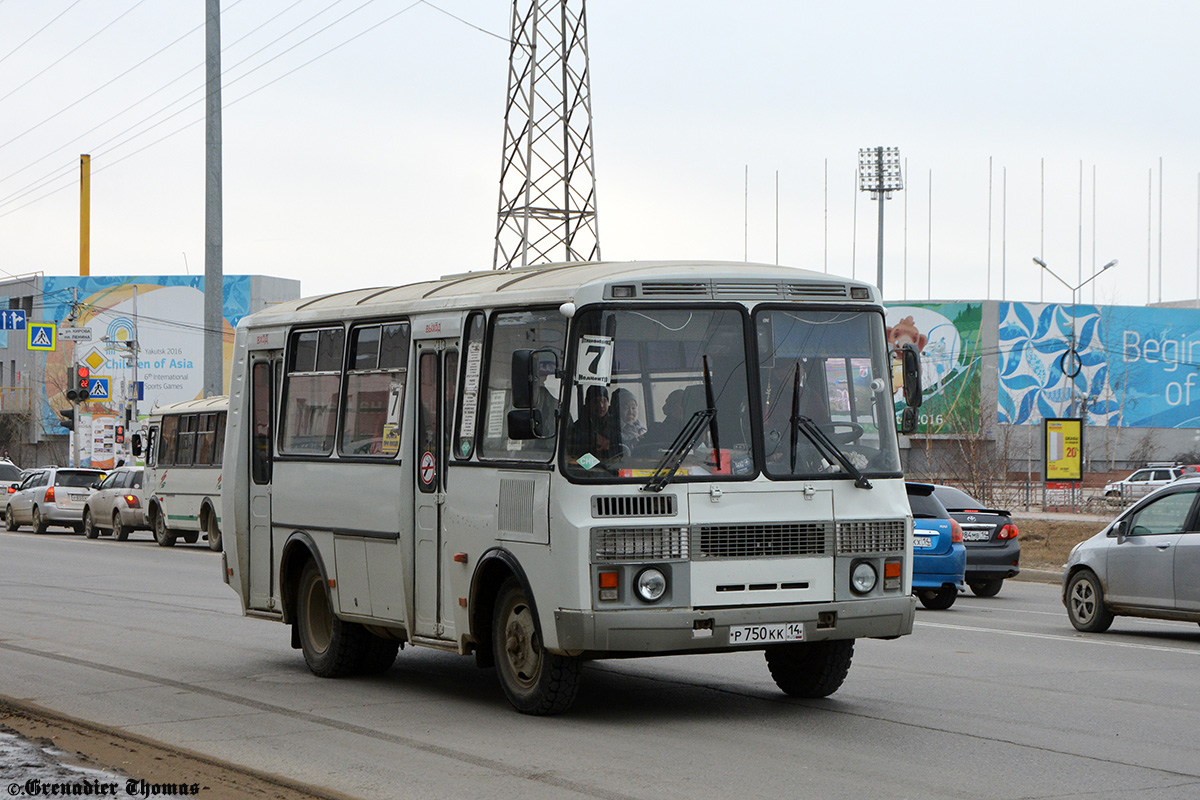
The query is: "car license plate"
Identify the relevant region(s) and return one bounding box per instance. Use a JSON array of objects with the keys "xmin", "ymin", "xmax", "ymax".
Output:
[
  {"xmin": 913, "ymin": 535, "xmax": 932, "ymax": 548},
  {"xmin": 963, "ymin": 530, "xmax": 991, "ymax": 541},
  {"xmin": 69, "ymin": 493, "xmax": 87, "ymax": 502},
  {"xmin": 729, "ymin": 622, "xmax": 804, "ymax": 644}
]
